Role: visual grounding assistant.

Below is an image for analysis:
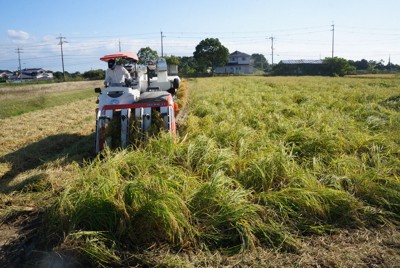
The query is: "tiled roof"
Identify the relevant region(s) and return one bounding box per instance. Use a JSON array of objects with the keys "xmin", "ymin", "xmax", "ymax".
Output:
[{"xmin": 230, "ymin": 51, "xmax": 250, "ymax": 57}]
